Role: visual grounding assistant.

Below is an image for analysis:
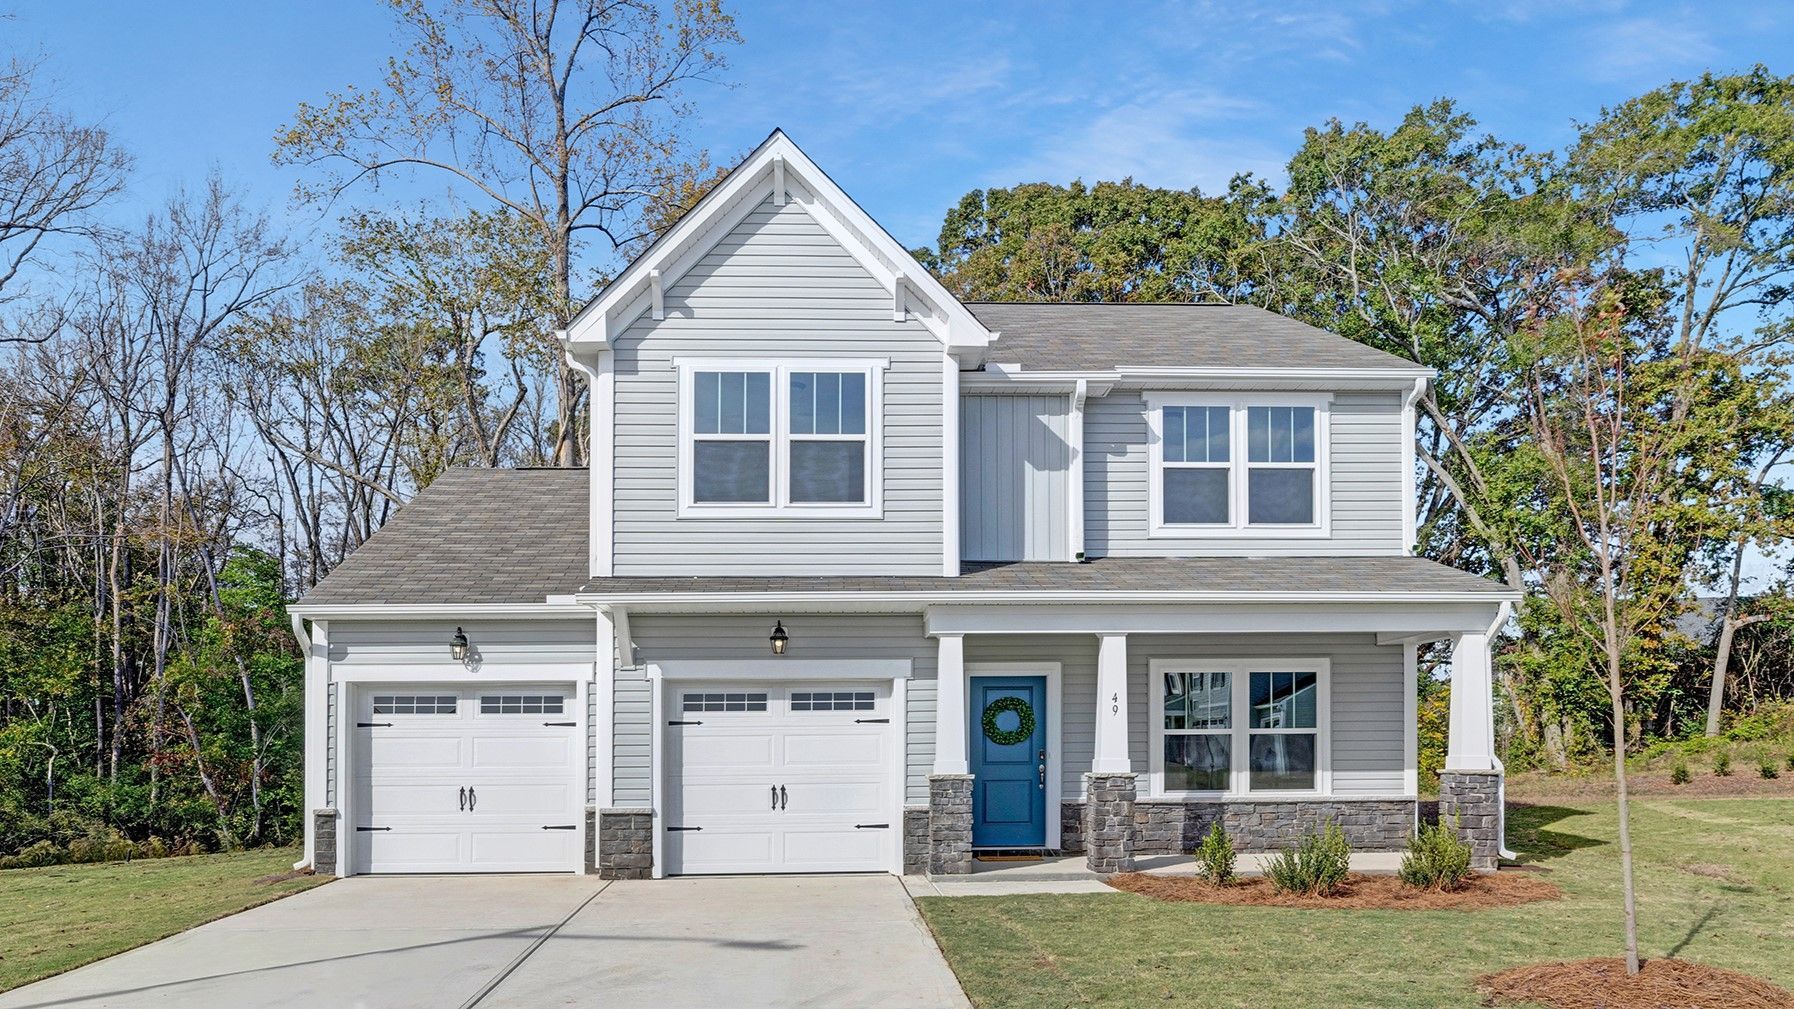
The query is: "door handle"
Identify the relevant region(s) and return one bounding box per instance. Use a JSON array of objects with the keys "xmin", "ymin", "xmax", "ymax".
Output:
[
  {"xmin": 459, "ymin": 786, "xmax": 467, "ymax": 811},
  {"xmin": 779, "ymin": 785, "xmax": 788, "ymax": 810},
  {"xmin": 1038, "ymin": 763, "xmax": 1046, "ymax": 788},
  {"xmin": 467, "ymin": 787, "xmax": 476, "ymax": 811}
]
